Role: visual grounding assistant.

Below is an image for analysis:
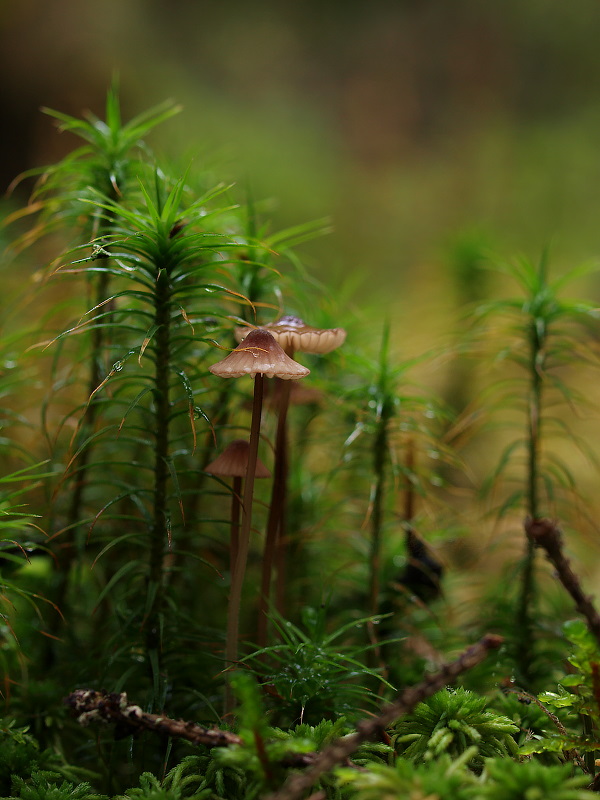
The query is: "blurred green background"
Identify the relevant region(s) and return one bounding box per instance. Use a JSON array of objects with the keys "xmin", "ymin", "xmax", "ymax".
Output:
[{"xmin": 4, "ymin": 0, "xmax": 600, "ymax": 324}]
